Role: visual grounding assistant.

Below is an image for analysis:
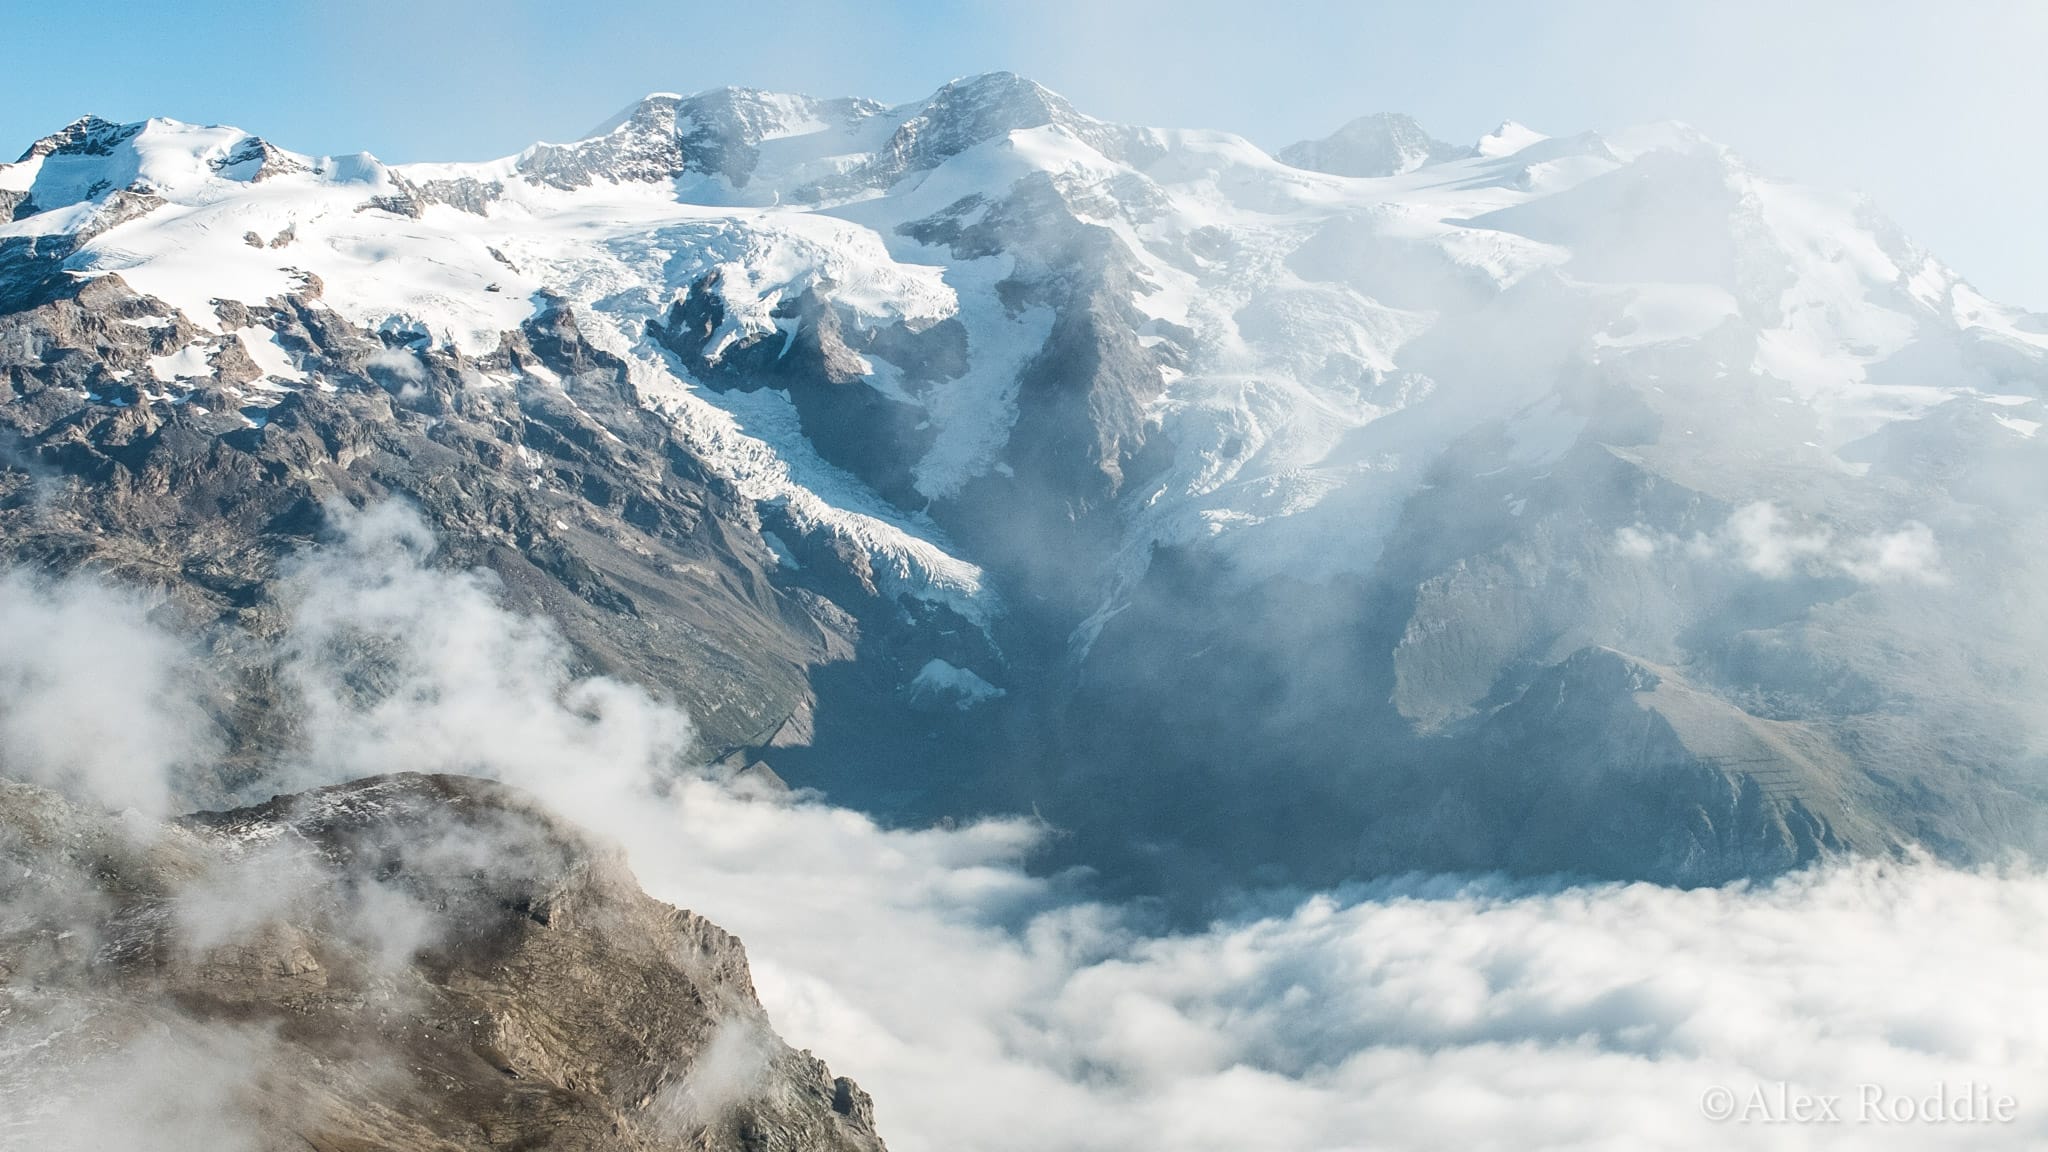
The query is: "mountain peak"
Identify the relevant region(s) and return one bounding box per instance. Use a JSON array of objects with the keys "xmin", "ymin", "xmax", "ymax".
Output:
[
  {"xmin": 786, "ymin": 70, "xmax": 1123, "ymax": 202},
  {"xmin": 930, "ymin": 70, "xmax": 1058, "ymax": 104},
  {"xmin": 900, "ymin": 70, "xmax": 1082, "ymax": 146},
  {"xmin": 576, "ymin": 91, "xmax": 686, "ymax": 142},
  {"xmin": 532, "ymin": 86, "xmax": 886, "ymax": 191},
  {"xmin": 1476, "ymin": 119, "xmax": 1549, "ymax": 158},
  {"xmin": 1277, "ymin": 112, "xmax": 1470, "ymax": 177},
  {"xmin": 13, "ymin": 114, "xmax": 145, "ymax": 165}
]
